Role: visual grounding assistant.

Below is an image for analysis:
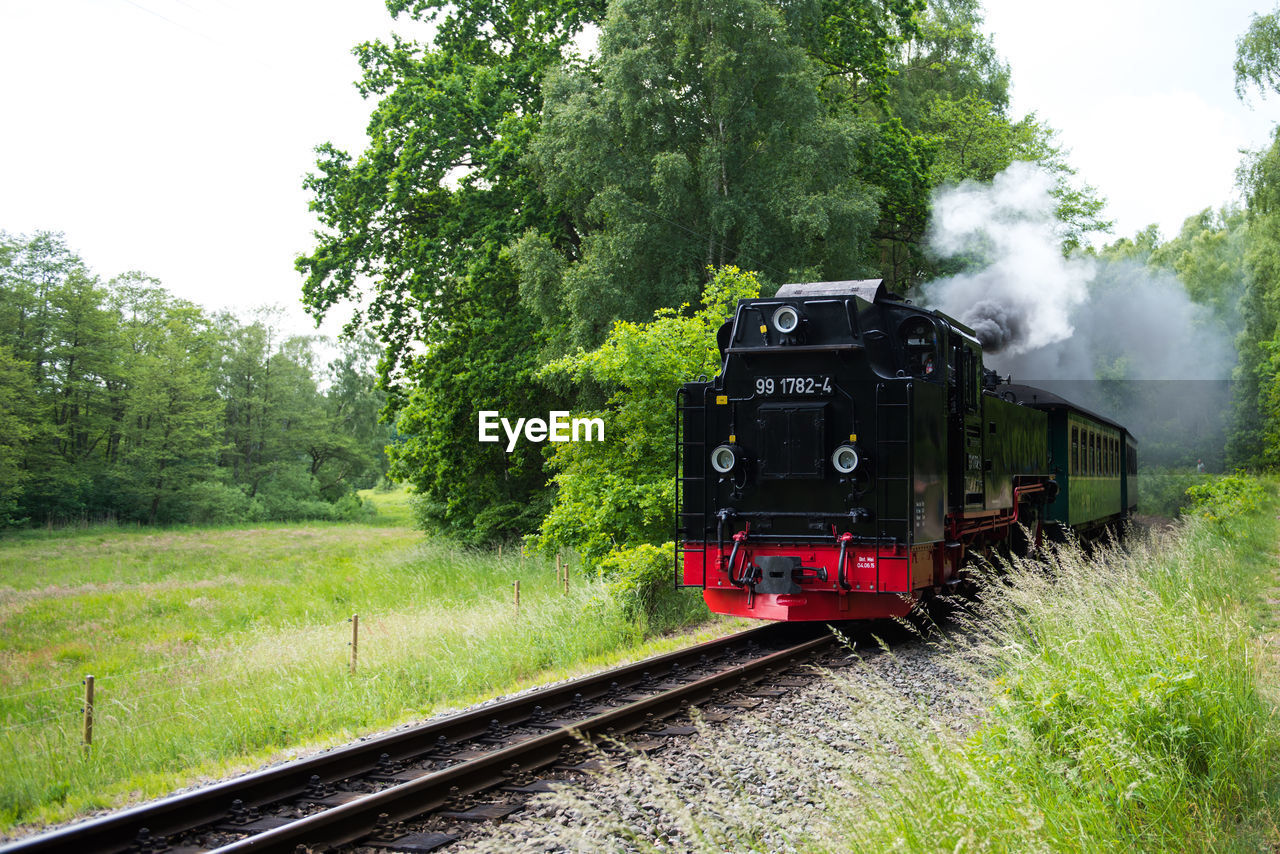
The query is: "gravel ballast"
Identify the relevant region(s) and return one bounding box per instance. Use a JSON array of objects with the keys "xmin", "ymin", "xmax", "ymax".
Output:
[{"xmin": 448, "ymin": 633, "xmax": 986, "ymax": 853}]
